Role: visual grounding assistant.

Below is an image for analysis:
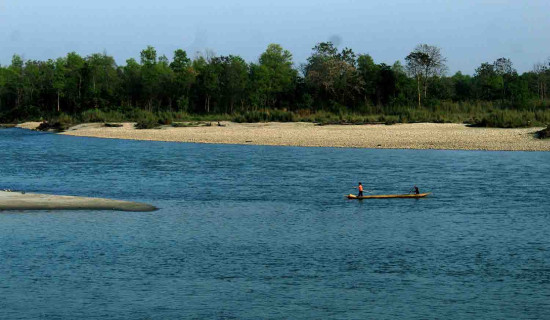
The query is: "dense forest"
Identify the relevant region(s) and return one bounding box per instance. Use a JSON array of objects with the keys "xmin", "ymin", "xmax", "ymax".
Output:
[{"xmin": 1, "ymin": 42, "xmax": 549, "ymax": 128}]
